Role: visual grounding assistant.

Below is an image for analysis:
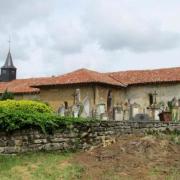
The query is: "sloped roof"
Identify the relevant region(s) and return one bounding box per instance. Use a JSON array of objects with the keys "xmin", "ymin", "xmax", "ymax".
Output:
[
  {"xmin": 33, "ymin": 68, "xmax": 126, "ymax": 87},
  {"xmin": 0, "ymin": 67, "xmax": 180, "ymax": 94},
  {"xmin": 0, "ymin": 77, "xmax": 51, "ymax": 94},
  {"xmin": 2, "ymin": 50, "xmax": 16, "ymax": 69},
  {"xmin": 108, "ymin": 67, "xmax": 180, "ymax": 85}
]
